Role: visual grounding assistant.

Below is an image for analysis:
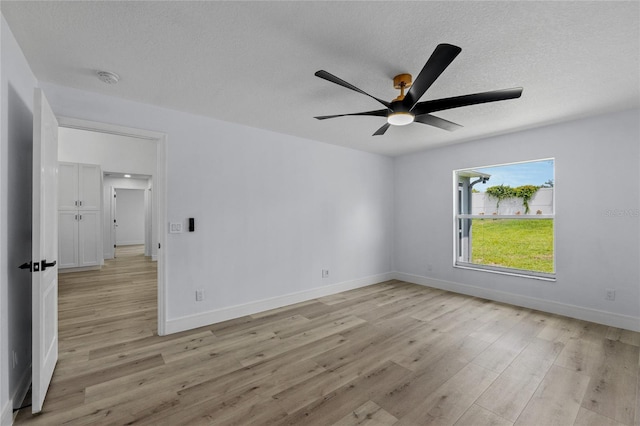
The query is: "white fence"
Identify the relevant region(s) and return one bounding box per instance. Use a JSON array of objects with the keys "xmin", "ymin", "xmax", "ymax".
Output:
[{"xmin": 471, "ymin": 187, "xmax": 554, "ymax": 215}]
